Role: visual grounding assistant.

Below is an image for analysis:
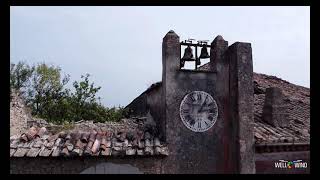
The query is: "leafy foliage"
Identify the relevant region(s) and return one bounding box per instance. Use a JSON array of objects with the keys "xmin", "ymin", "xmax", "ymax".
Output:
[
  {"xmin": 26, "ymin": 63, "xmax": 70, "ymax": 122},
  {"xmin": 10, "ymin": 61, "xmax": 34, "ymax": 96},
  {"xmin": 10, "ymin": 61, "xmax": 126, "ymax": 124}
]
